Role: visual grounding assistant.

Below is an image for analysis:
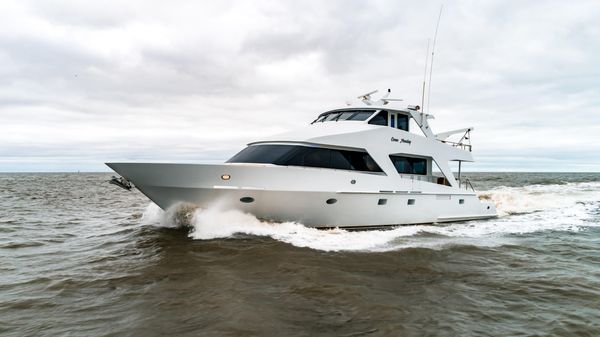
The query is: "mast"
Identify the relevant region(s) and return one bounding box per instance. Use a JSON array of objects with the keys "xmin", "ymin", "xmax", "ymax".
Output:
[{"xmin": 421, "ymin": 38, "xmax": 431, "ymax": 126}]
